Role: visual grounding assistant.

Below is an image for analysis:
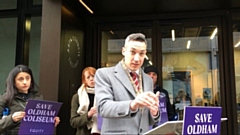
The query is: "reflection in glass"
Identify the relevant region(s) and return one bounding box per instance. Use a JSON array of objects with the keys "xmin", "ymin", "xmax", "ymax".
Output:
[
  {"xmin": 233, "ymin": 15, "xmax": 240, "ymax": 134},
  {"xmin": 0, "ymin": 18, "xmax": 17, "ymax": 94},
  {"xmin": 161, "ymin": 25, "xmax": 220, "ymax": 120},
  {"xmin": 101, "ymin": 29, "xmax": 152, "ymax": 67},
  {"xmin": 29, "ymin": 17, "xmax": 42, "ymax": 85},
  {"xmin": 33, "ymin": 0, "xmax": 42, "ymax": 5},
  {"xmin": 0, "ymin": 0, "xmax": 17, "ymax": 10}
]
